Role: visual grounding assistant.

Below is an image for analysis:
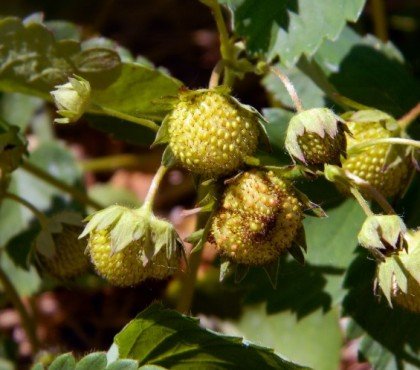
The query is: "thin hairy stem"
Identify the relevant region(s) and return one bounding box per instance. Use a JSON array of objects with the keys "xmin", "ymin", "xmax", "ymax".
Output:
[
  {"xmin": 350, "ymin": 187, "xmax": 374, "ymax": 217},
  {"xmin": 270, "ymin": 66, "xmax": 303, "ymax": 112},
  {"xmin": 398, "ymin": 103, "xmax": 420, "ymax": 131},
  {"xmin": 347, "ymin": 137, "xmax": 420, "ymax": 154},
  {"xmin": 21, "ymin": 161, "xmax": 102, "ymax": 210},
  {"xmin": 4, "ymin": 192, "xmax": 49, "ymax": 227},
  {"xmin": 0, "ymin": 264, "xmax": 39, "ymax": 352},
  {"xmin": 143, "ymin": 165, "xmax": 168, "ymax": 212},
  {"xmin": 96, "ymin": 106, "xmax": 160, "ymax": 132}
]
